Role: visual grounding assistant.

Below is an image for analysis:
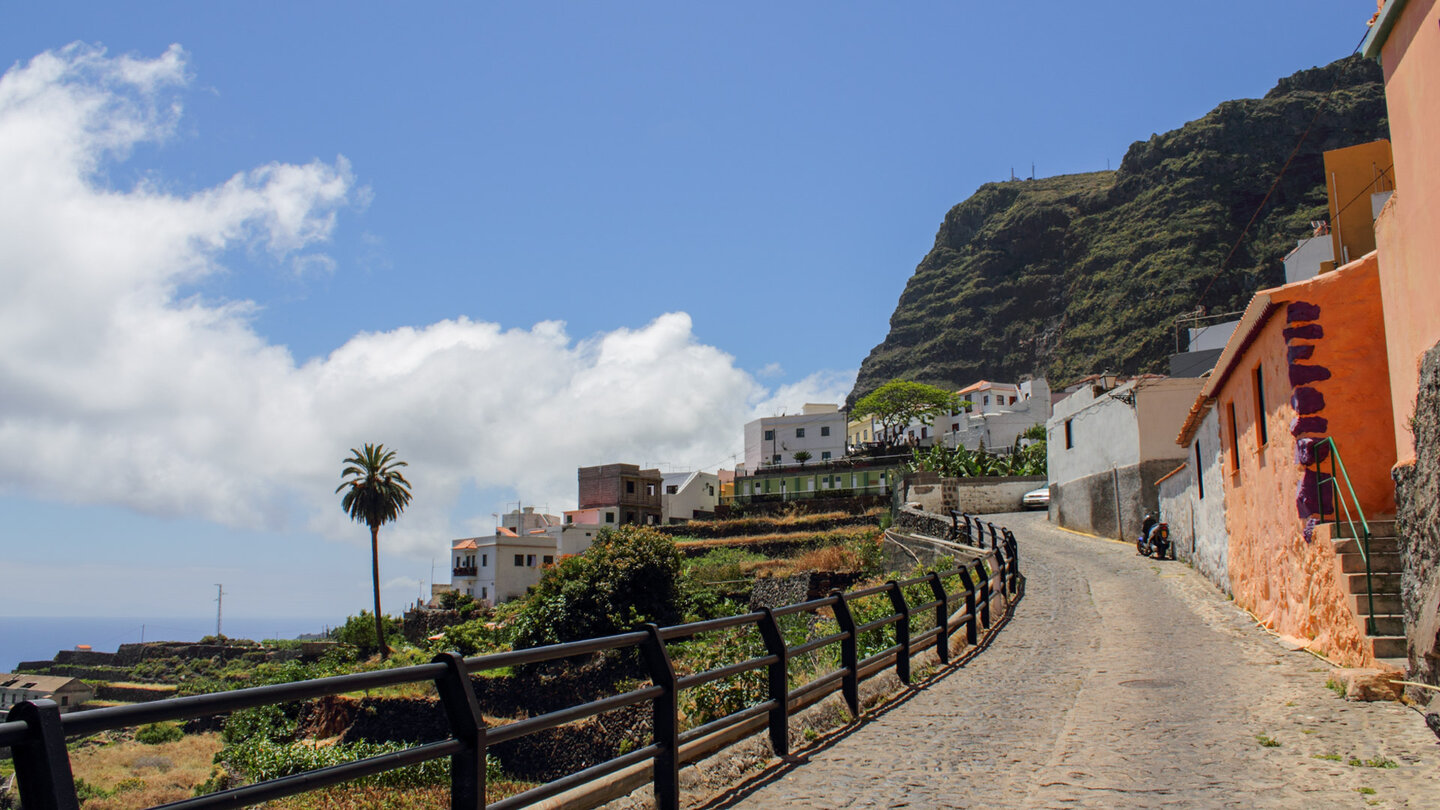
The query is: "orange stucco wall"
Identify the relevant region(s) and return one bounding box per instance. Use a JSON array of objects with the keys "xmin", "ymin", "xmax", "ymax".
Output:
[
  {"xmin": 1220, "ymin": 255, "xmax": 1395, "ymax": 666},
  {"xmin": 1324, "ymin": 139, "xmax": 1393, "ymax": 266},
  {"xmin": 1376, "ymin": 0, "xmax": 1440, "ymax": 463}
]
